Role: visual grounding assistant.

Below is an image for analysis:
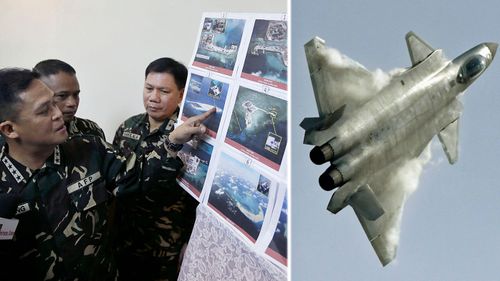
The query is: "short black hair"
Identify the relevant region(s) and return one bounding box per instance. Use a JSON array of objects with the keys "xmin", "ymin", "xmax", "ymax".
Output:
[
  {"xmin": 145, "ymin": 58, "xmax": 188, "ymax": 90},
  {"xmin": 0, "ymin": 68, "xmax": 40, "ymax": 122},
  {"xmin": 33, "ymin": 59, "xmax": 76, "ymax": 77}
]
